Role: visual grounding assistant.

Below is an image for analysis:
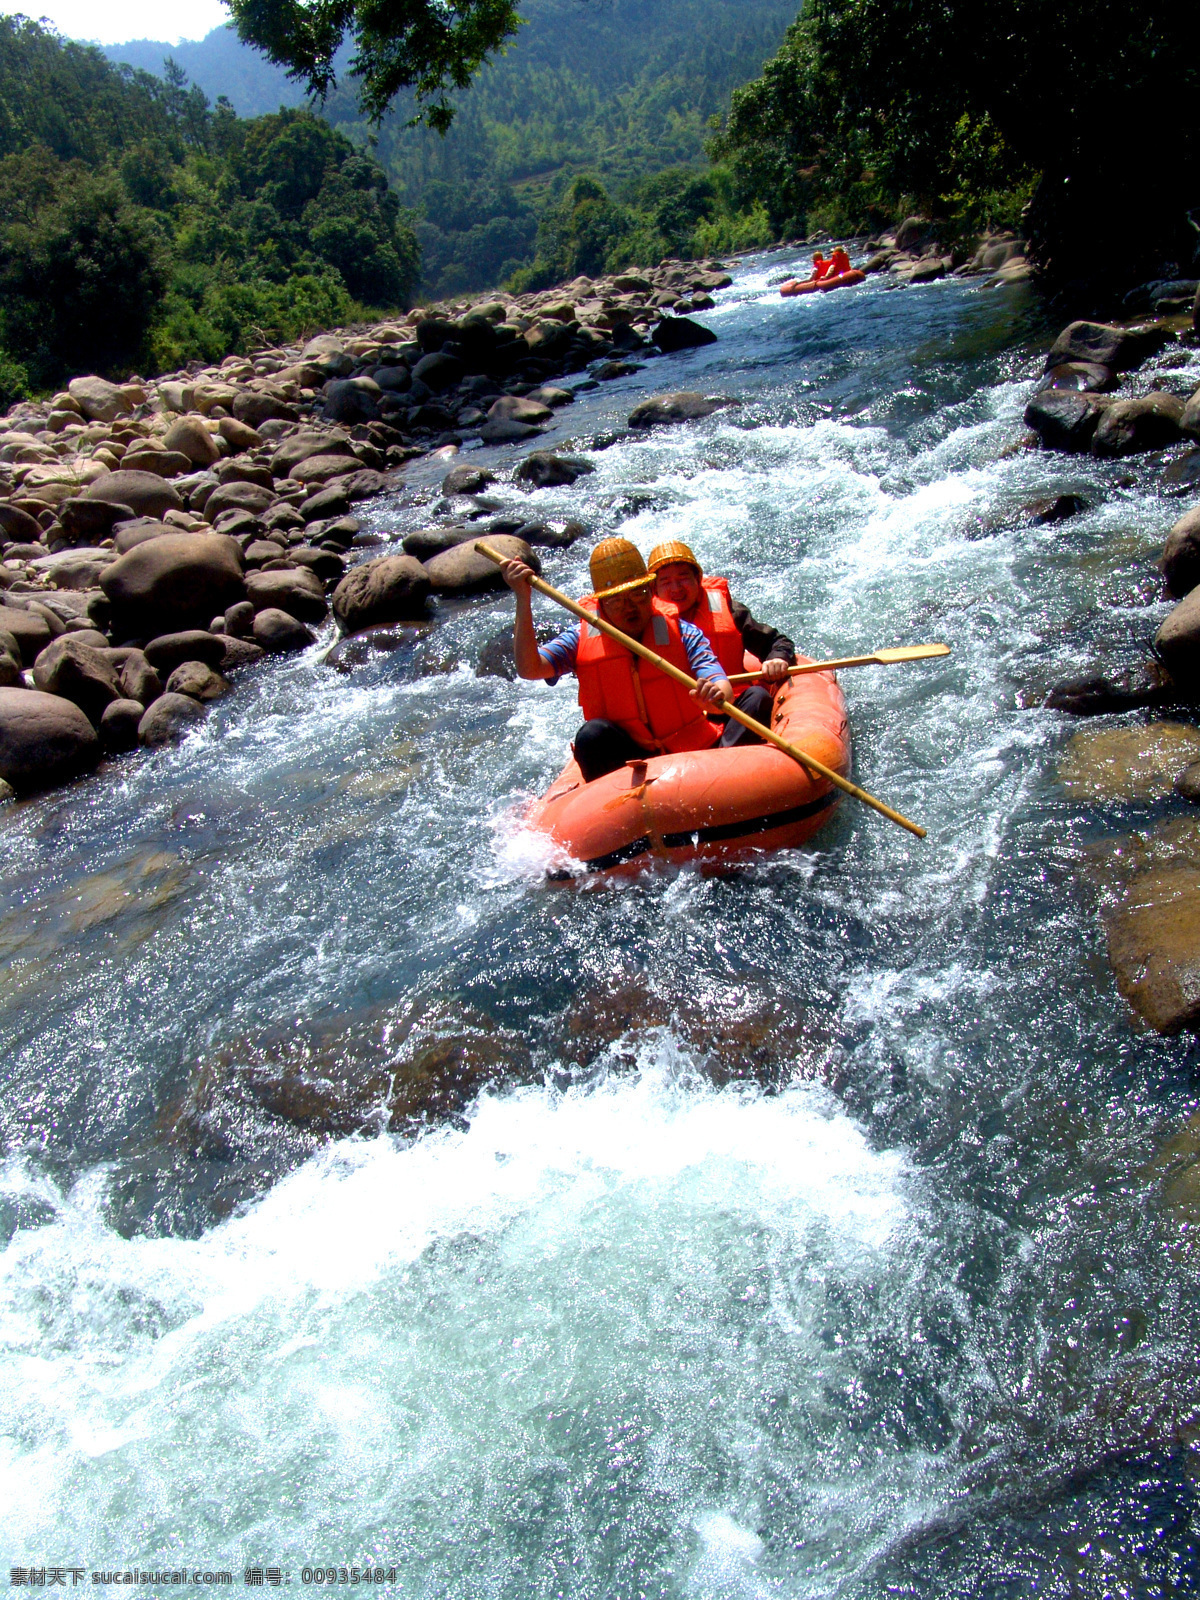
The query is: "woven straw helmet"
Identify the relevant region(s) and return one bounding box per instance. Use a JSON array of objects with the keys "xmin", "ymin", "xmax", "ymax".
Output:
[
  {"xmin": 589, "ymin": 538, "xmax": 654, "ymax": 599},
  {"xmin": 647, "ymin": 539, "xmax": 703, "ymax": 576}
]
